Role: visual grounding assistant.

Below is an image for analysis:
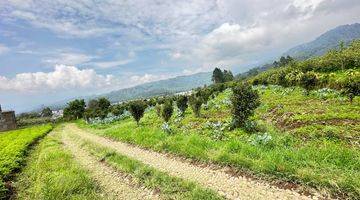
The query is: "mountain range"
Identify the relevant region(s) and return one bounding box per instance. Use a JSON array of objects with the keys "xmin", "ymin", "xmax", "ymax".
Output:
[{"xmin": 284, "ymin": 23, "xmax": 360, "ymax": 59}]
